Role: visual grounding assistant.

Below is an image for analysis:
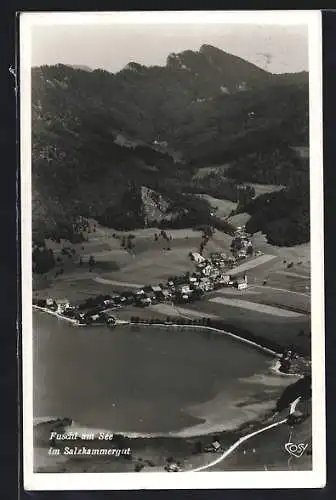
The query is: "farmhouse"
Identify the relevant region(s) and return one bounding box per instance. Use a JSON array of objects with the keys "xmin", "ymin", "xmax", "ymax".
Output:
[
  {"xmin": 202, "ymin": 264, "xmax": 213, "ymax": 276},
  {"xmin": 219, "ymin": 274, "xmax": 231, "ymax": 285},
  {"xmin": 179, "ymin": 284, "xmax": 191, "ymax": 295},
  {"xmin": 56, "ymin": 299, "xmax": 71, "ymax": 314},
  {"xmin": 190, "ymin": 252, "xmax": 206, "ymax": 264},
  {"xmin": 234, "ymin": 274, "xmax": 248, "ymax": 290}
]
